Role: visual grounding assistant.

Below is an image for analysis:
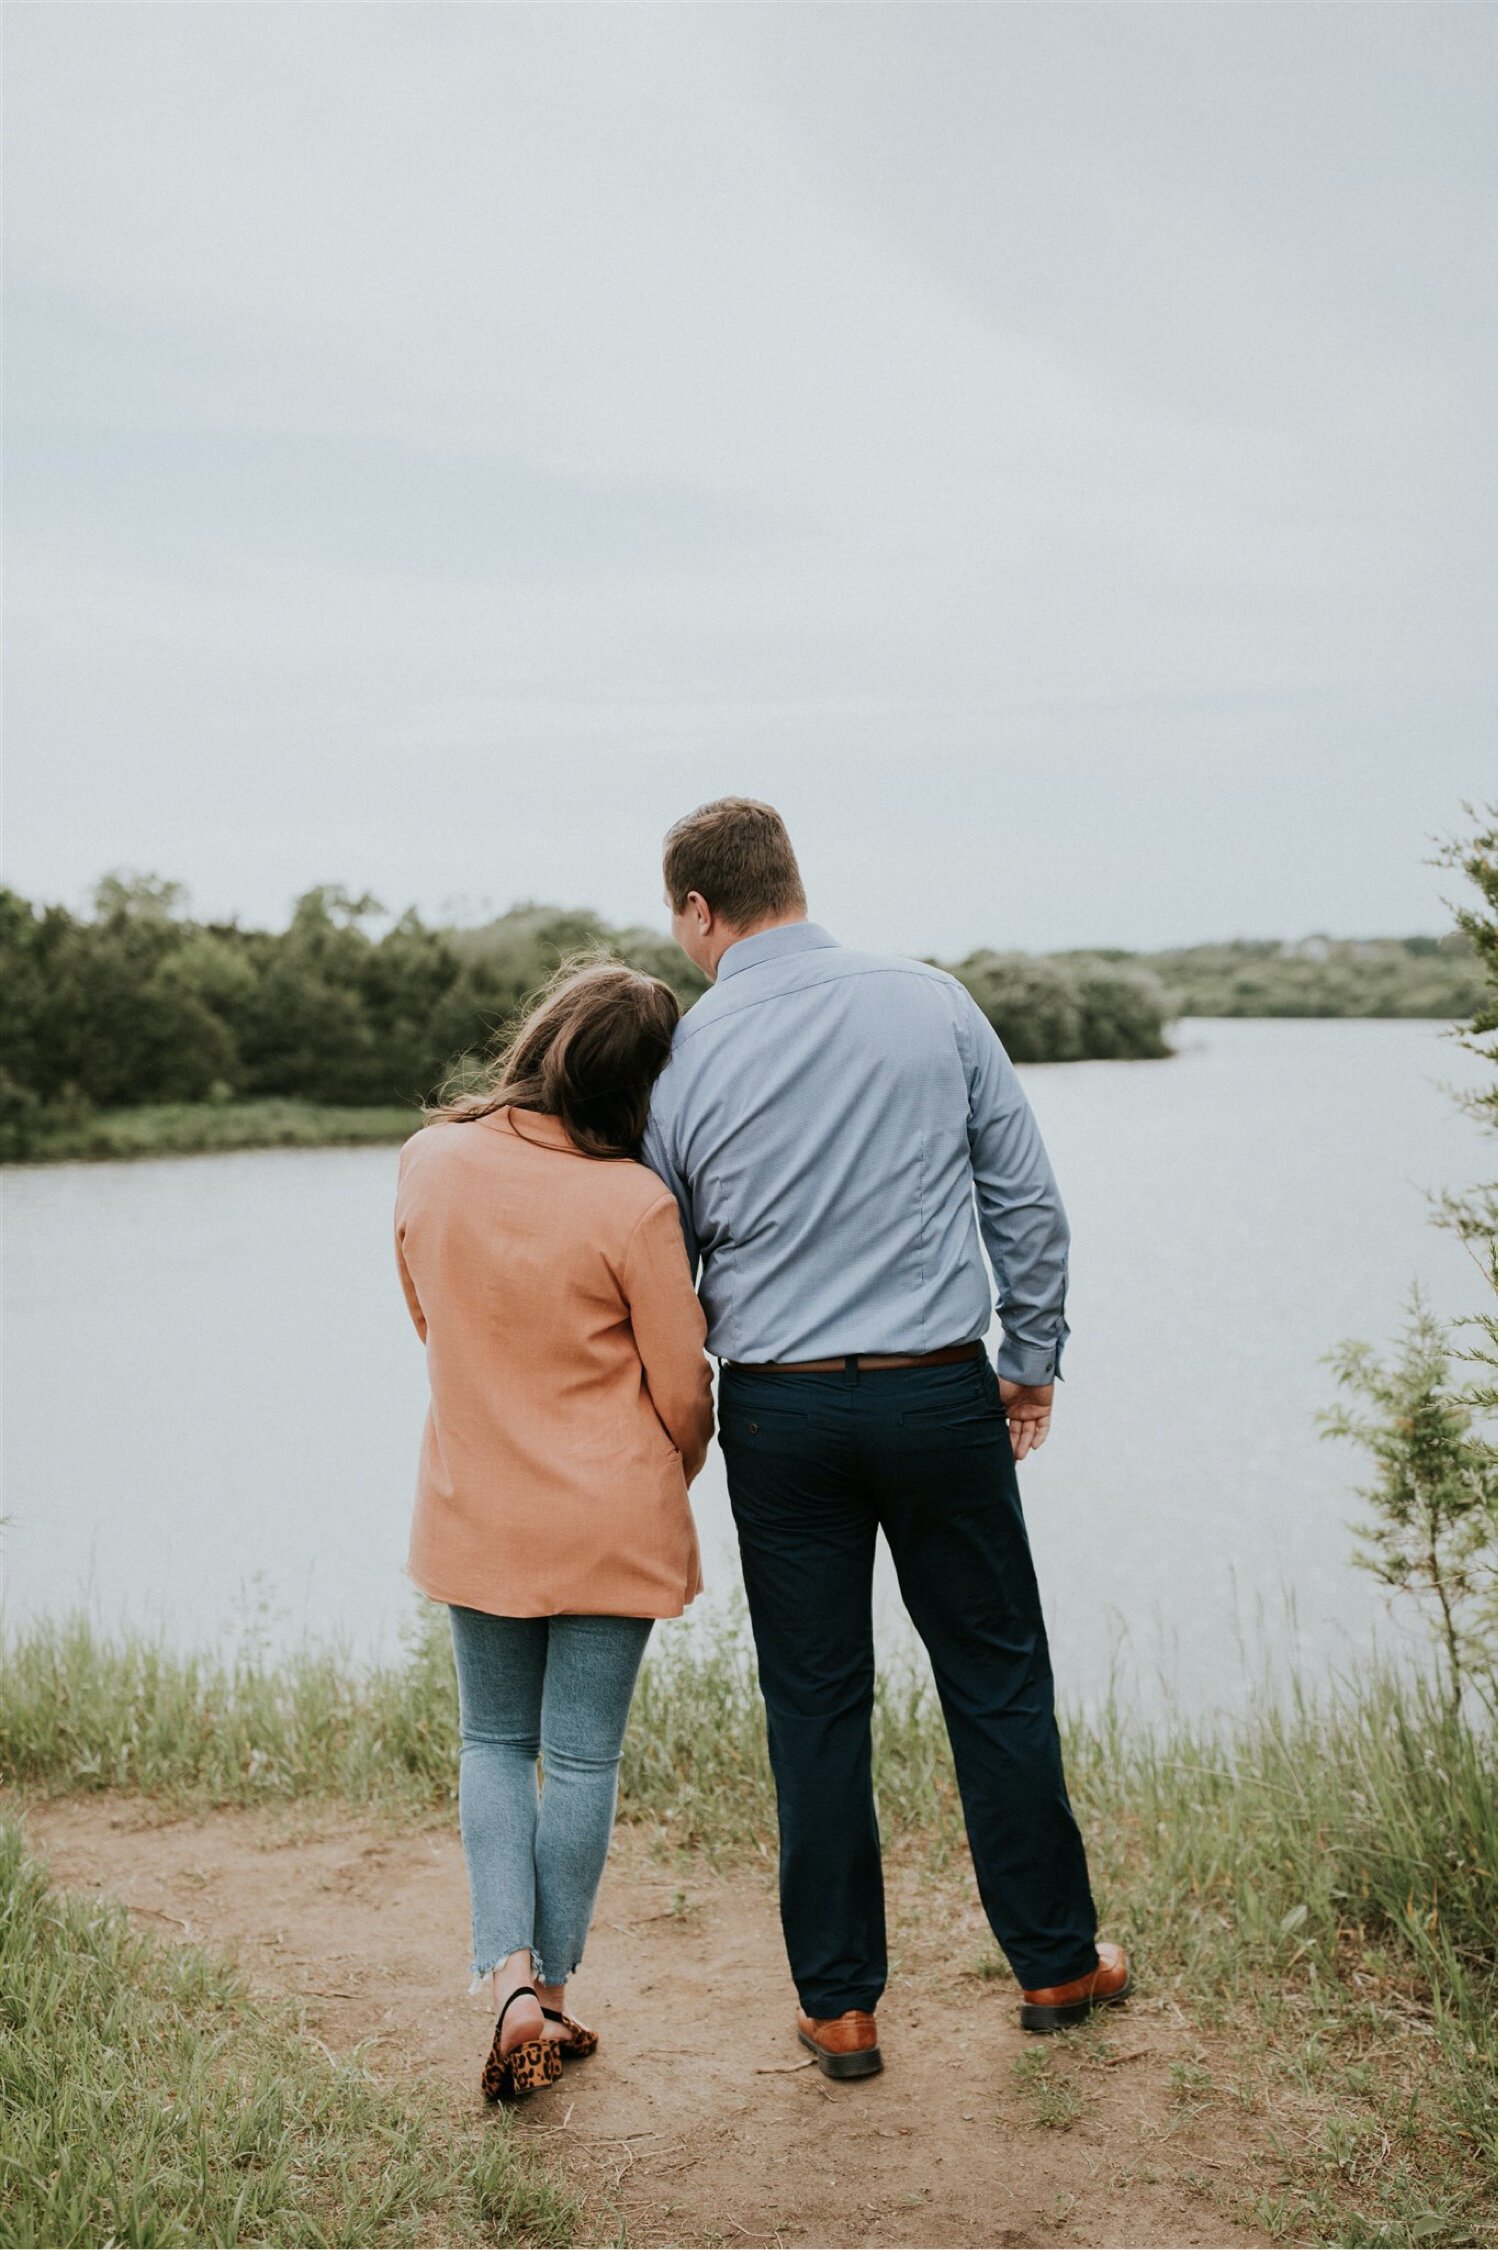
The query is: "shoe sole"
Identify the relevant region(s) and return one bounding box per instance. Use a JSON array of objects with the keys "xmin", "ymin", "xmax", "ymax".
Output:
[
  {"xmin": 1019, "ymin": 1970, "xmax": 1133, "ymax": 2035},
  {"xmin": 797, "ymin": 2028, "xmax": 883, "ymax": 2078}
]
